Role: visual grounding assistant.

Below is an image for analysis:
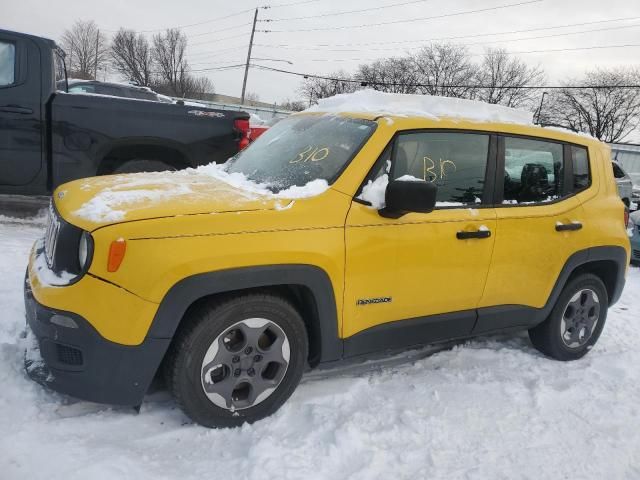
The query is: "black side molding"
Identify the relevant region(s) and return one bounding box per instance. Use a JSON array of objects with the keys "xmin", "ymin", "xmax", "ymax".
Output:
[{"xmin": 474, "ymin": 245, "xmax": 628, "ymax": 334}]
